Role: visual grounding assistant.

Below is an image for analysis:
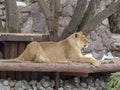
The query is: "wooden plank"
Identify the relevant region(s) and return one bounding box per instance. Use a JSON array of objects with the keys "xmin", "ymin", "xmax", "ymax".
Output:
[
  {"xmin": 0, "ymin": 33, "xmax": 49, "ymax": 41},
  {"xmin": 2, "ymin": 42, "xmax": 10, "ymax": 59}
]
